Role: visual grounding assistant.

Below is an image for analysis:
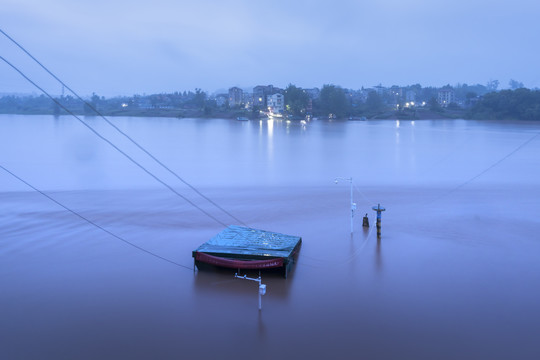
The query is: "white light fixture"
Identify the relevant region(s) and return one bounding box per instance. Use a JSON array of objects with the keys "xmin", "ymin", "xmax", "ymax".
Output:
[{"xmin": 334, "ymin": 177, "xmax": 356, "ymax": 235}]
